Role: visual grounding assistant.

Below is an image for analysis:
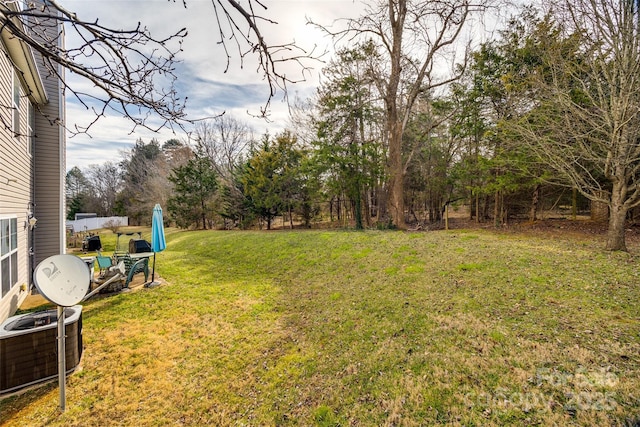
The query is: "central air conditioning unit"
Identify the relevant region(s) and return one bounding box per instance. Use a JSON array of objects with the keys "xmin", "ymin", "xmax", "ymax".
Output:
[{"xmin": 0, "ymin": 305, "xmax": 83, "ymax": 395}]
